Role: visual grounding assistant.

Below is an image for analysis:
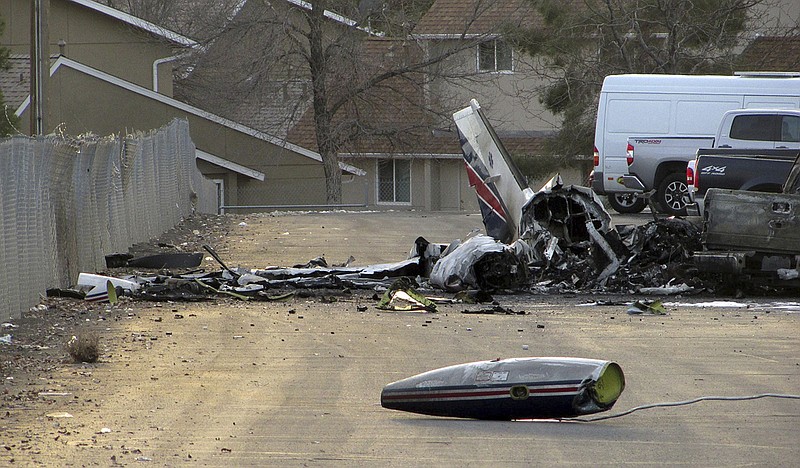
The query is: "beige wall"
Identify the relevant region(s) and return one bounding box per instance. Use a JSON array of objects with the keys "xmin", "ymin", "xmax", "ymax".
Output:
[
  {"xmin": 1, "ymin": 0, "xmax": 177, "ymax": 96},
  {"xmin": 343, "ymin": 157, "xmax": 478, "ymax": 212},
  {"xmin": 757, "ymin": 0, "xmax": 800, "ymax": 32},
  {"xmin": 427, "ymin": 39, "xmax": 560, "ymax": 134}
]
